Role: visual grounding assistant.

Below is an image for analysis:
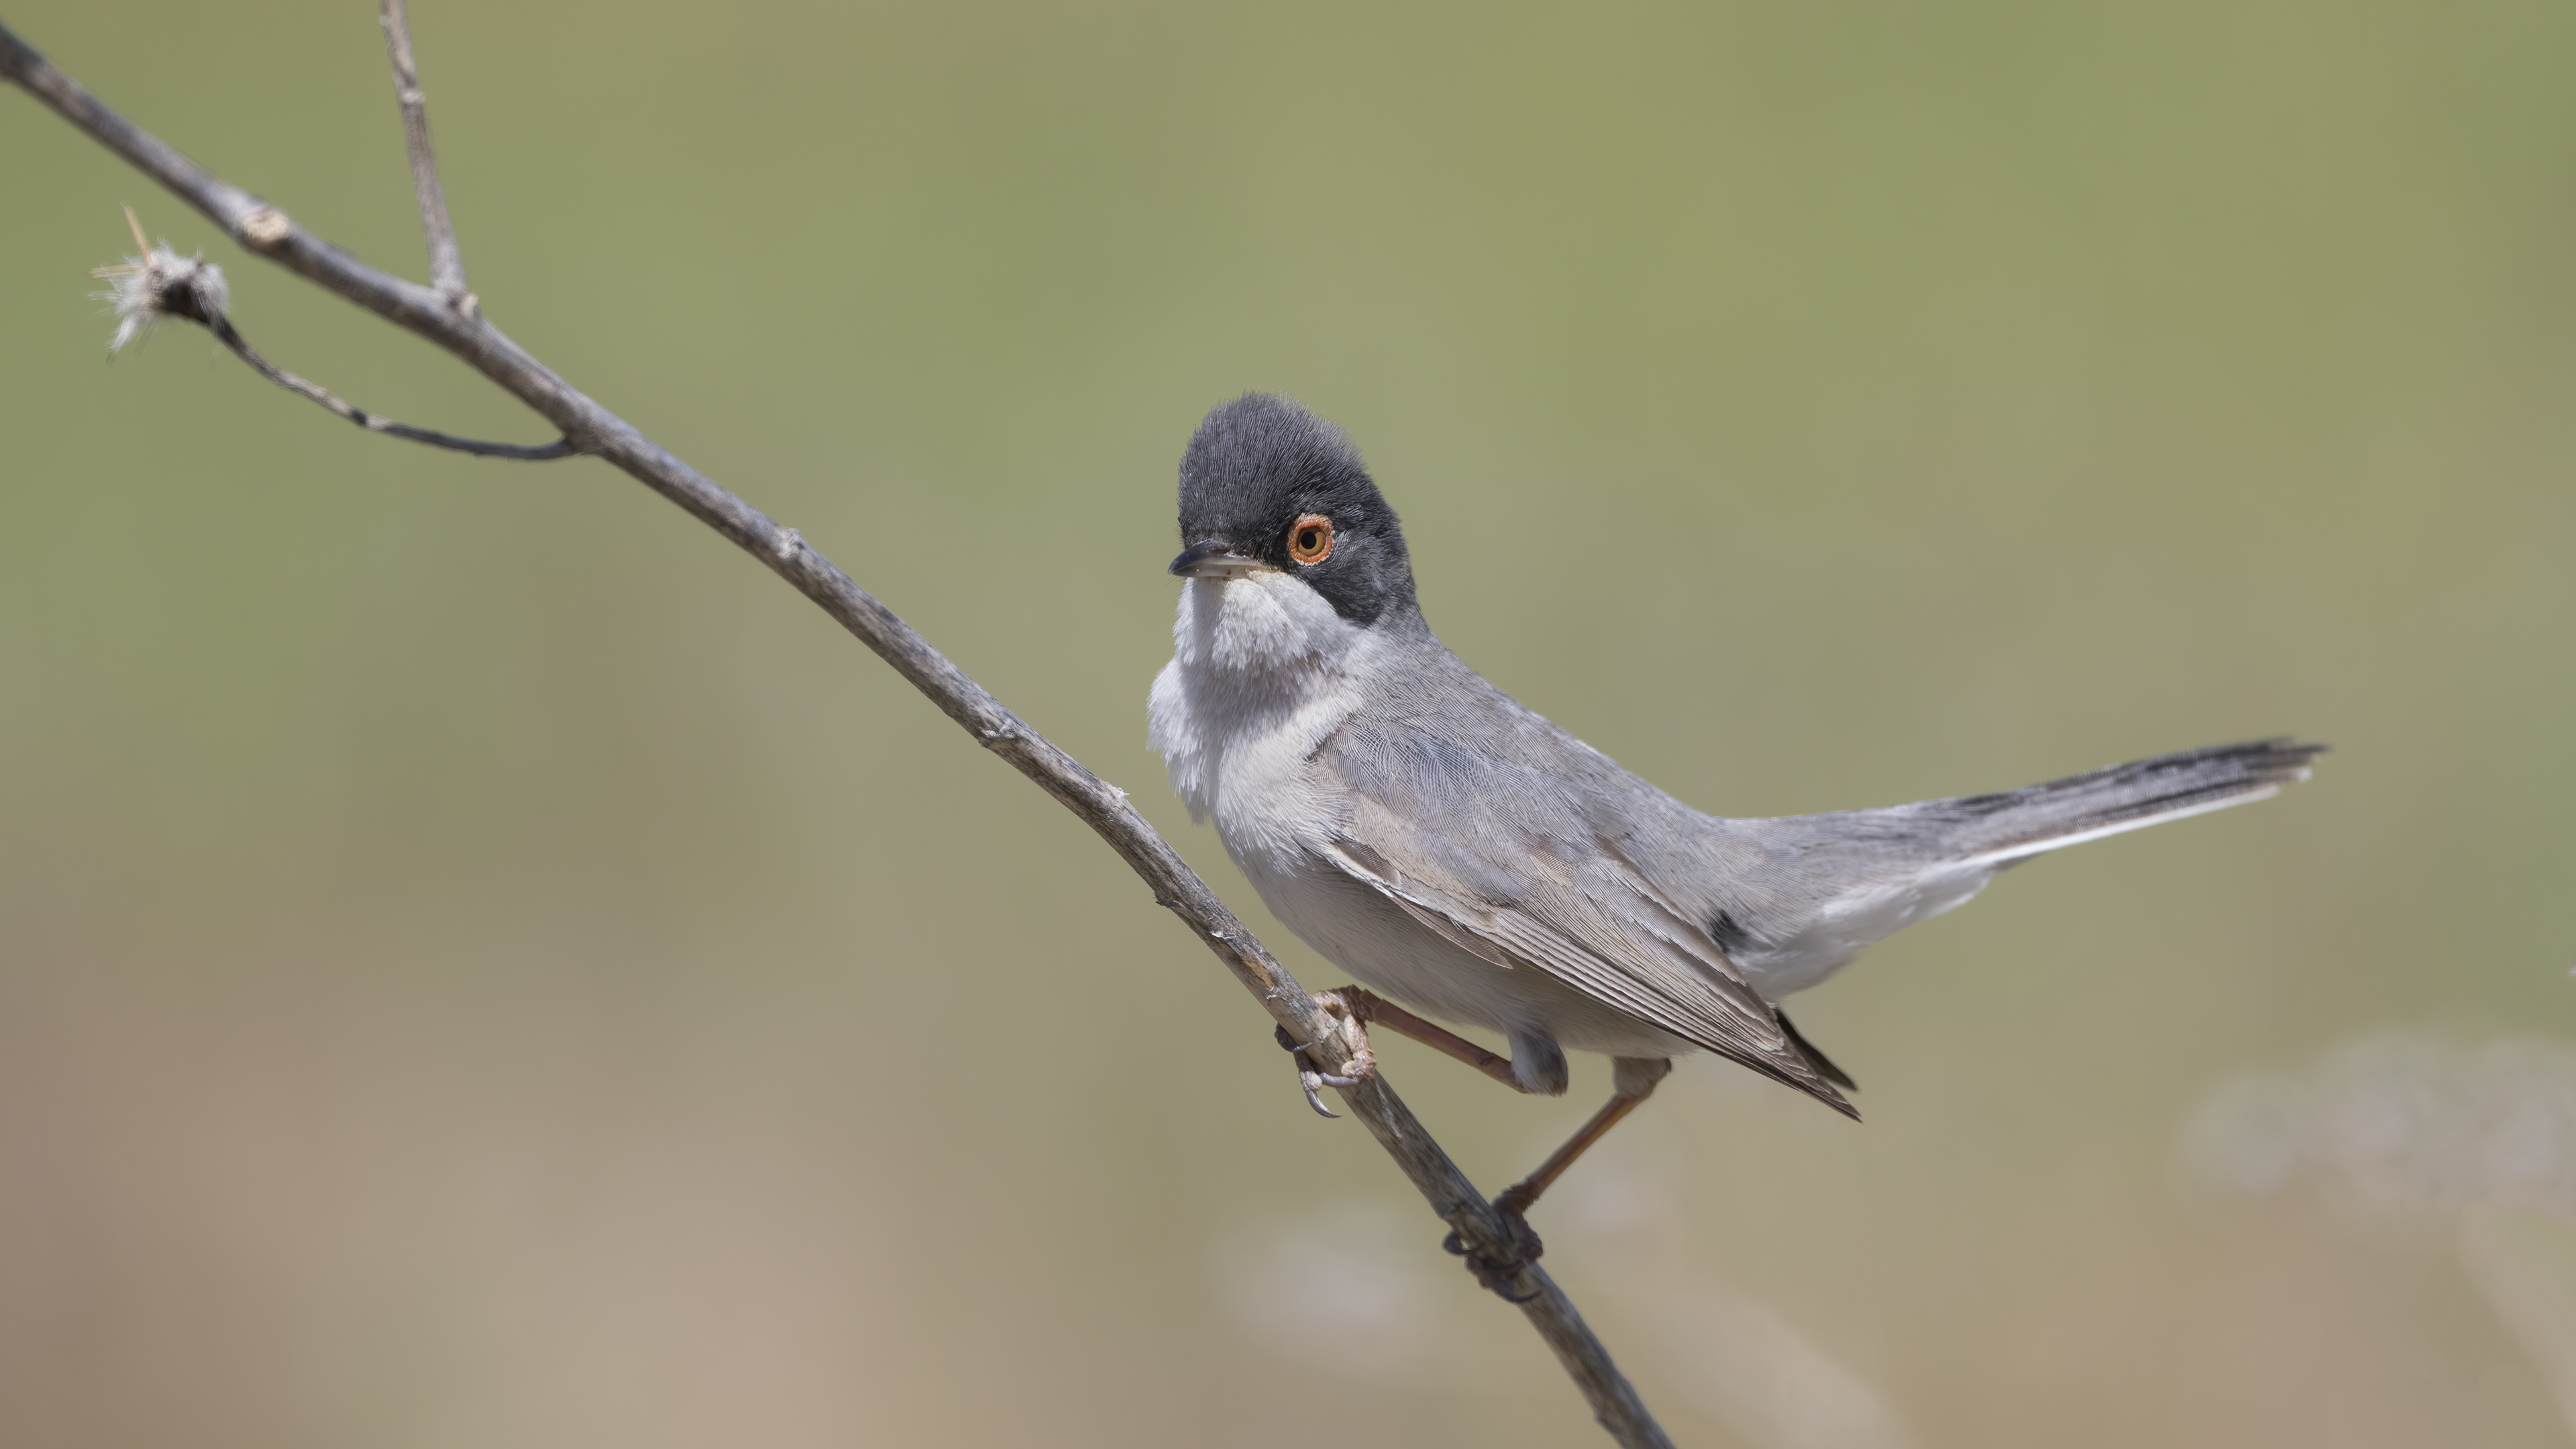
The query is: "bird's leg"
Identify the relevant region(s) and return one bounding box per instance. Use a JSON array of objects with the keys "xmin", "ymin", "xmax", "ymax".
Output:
[
  {"xmin": 1282, "ymin": 995, "xmax": 1664, "ymax": 1299},
  {"xmin": 1273, "ymin": 987, "xmax": 1543, "ymax": 1115},
  {"xmin": 1322, "ymin": 987, "xmax": 1529, "ymax": 1091},
  {"xmin": 1440, "ymin": 1057, "xmax": 1672, "ymax": 1301},
  {"xmin": 1495, "ymin": 1055, "xmax": 1672, "ymax": 1222}
]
